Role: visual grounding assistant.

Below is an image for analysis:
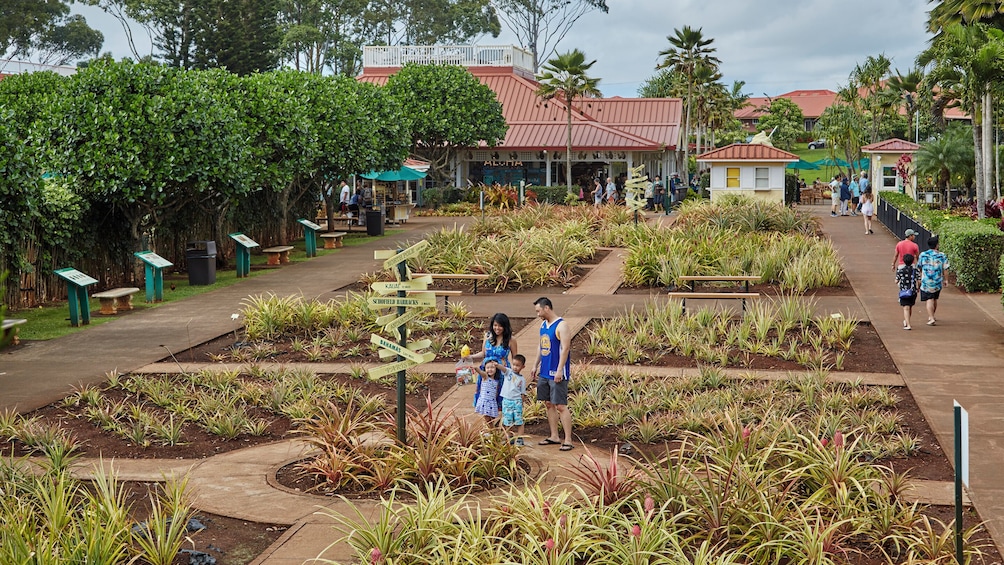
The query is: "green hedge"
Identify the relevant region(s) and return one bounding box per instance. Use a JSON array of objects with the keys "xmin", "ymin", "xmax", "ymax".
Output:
[
  {"xmin": 528, "ymin": 185, "xmax": 577, "ymax": 204},
  {"xmin": 939, "ymin": 220, "xmax": 1004, "ymax": 292},
  {"xmin": 878, "ymin": 192, "xmax": 949, "ymax": 230}
]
